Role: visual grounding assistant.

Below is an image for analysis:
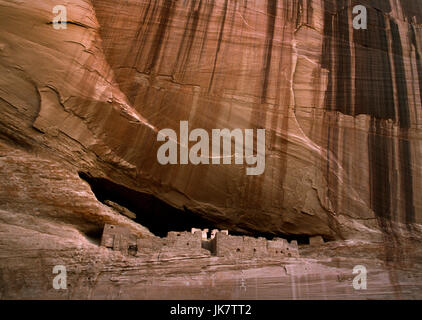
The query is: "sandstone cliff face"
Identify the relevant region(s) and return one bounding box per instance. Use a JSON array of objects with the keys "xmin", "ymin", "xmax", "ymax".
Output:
[
  {"xmin": 0, "ymin": 0, "xmax": 422, "ymax": 299},
  {"xmin": 1, "ymin": 0, "xmax": 420, "ymax": 240}
]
